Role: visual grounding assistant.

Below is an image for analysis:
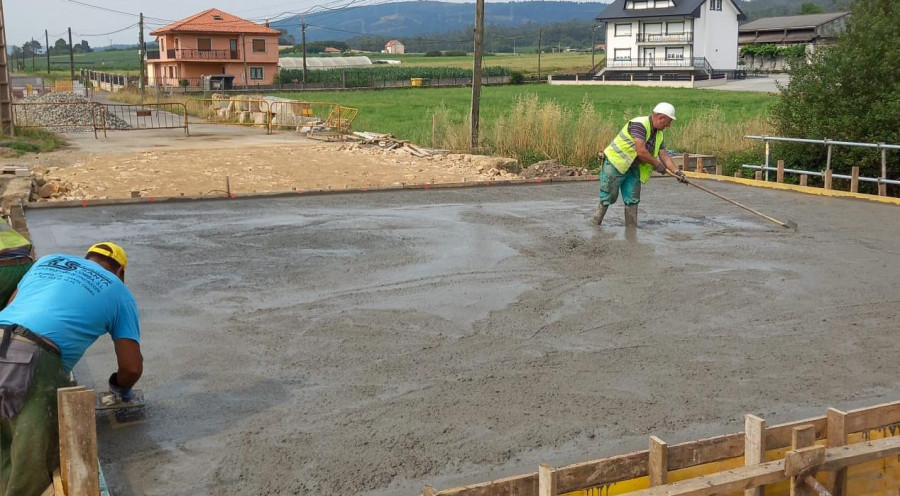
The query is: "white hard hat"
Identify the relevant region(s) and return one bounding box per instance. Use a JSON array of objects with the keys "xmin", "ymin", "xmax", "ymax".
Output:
[{"xmin": 652, "ymin": 102, "xmax": 676, "ymax": 120}]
